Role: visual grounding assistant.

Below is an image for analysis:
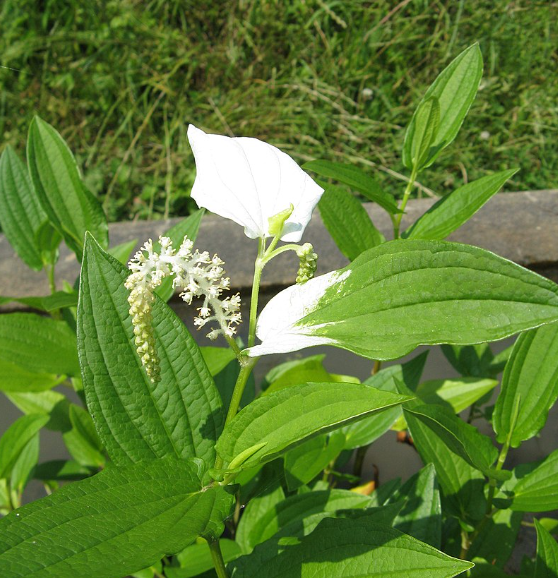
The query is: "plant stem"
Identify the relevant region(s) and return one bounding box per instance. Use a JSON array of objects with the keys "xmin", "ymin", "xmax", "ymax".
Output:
[
  {"xmin": 248, "ymin": 238, "xmax": 266, "ymax": 348},
  {"xmin": 393, "ymin": 167, "xmax": 418, "ymax": 239},
  {"xmin": 209, "ymin": 538, "xmax": 229, "ymax": 578},
  {"xmin": 214, "ymin": 356, "xmax": 259, "ymax": 470},
  {"xmin": 461, "ymin": 434, "xmax": 512, "ymax": 559},
  {"xmin": 47, "ymin": 262, "xmax": 56, "ymax": 294},
  {"xmin": 372, "ymin": 360, "xmax": 382, "ymax": 375}
]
